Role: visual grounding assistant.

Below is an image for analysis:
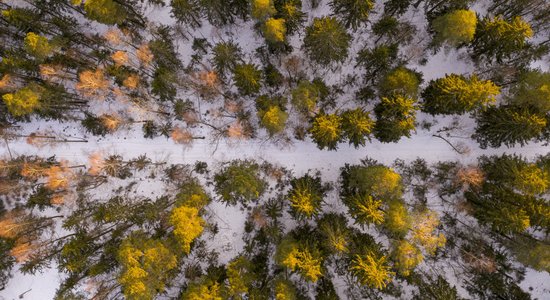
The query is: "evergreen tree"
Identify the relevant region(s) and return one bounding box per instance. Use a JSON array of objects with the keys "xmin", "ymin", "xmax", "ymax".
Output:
[
  {"xmin": 471, "ymin": 16, "xmax": 534, "ymax": 62},
  {"xmin": 412, "ymin": 275, "xmax": 462, "ymax": 300},
  {"xmin": 356, "ymin": 44, "xmax": 399, "ymax": 84},
  {"xmin": 233, "ymin": 63, "xmax": 262, "ymax": 96},
  {"xmin": 473, "ymin": 105, "xmax": 547, "ymax": 148},
  {"xmin": 82, "ymin": 0, "xmax": 128, "ymax": 25},
  {"xmin": 508, "ymin": 69, "xmax": 550, "ymax": 112},
  {"xmin": 373, "ymin": 95, "xmax": 418, "ymax": 143},
  {"xmin": 258, "ymin": 105, "xmax": 288, "ymax": 135},
  {"xmin": 226, "ymin": 256, "xmax": 255, "ymax": 298},
  {"xmin": 303, "ymin": 17, "xmax": 351, "ymax": 66},
  {"xmin": 421, "ymin": 74, "xmax": 500, "ymax": 115},
  {"xmin": 378, "ymin": 67, "xmax": 422, "ymax": 99},
  {"xmin": 317, "ymin": 213, "xmax": 351, "ymax": 254},
  {"xmin": 287, "ymin": 174, "xmax": 325, "ymax": 219},
  {"xmin": 329, "ymin": 0, "xmax": 375, "ymax": 30},
  {"xmin": 309, "ymin": 113, "xmax": 343, "ymax": 150},
  {"xmin": 170, "ymin": 0, "xmax": 202, "ymax": 28},
  {"xmin": 251, "ymin": 0, "xmax": 276, "ymax": 20},
  {"xmin": 117, "ymin": 234, "xmax": 178, "ymax": 300},
  {"xmin": 431, "ymin": 9, "xmax": 477, "ymax": 47},
  {"xmin": 263, "ymin": 18, "xmax": 287, "ymax": 43},
  {"xmin": 291, "ymin": 80, "xmax": 320, "ymax": 114},
  {"xmin": 212, "ymin": 41, "xmax": 242, "ymax": 77},
  {"xmin": 341, "ymin": 108, "xmax": 374, "ymax": 147},
  {"xmin": 350, "ymin": 251, "xmax": 394, "ymax": 289},
  {"xmin": 276, "ymin": 237, "xmax": 323, "ymax": 282},
  {"xmin": 273, "ymin": 0, "xmax": 305, "ymax": 34},
  {"xmin": 214, "ymin": 160, "xmax": 267, "ymax": 206}
]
